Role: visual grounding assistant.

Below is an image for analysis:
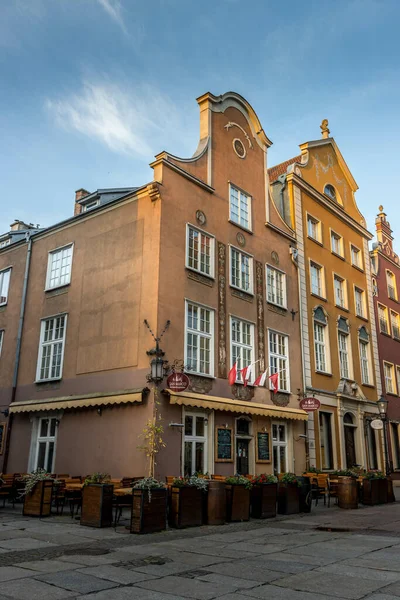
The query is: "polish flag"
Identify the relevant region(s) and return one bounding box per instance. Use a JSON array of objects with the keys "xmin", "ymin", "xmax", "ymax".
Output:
[
  {"xmin": 240, "ymin": 364, "xmax": 253, "ymax": 387},
  {"xmin": 228, "ymin": 363, "xmax": 237, "ymax": 385},
  {"xmin": 269, "ymin": 372, "xmax": 280, "ymax": 394},
  {"xmin": 254, "ymin": 370, "xmax": 268, "ymax": 387}
]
